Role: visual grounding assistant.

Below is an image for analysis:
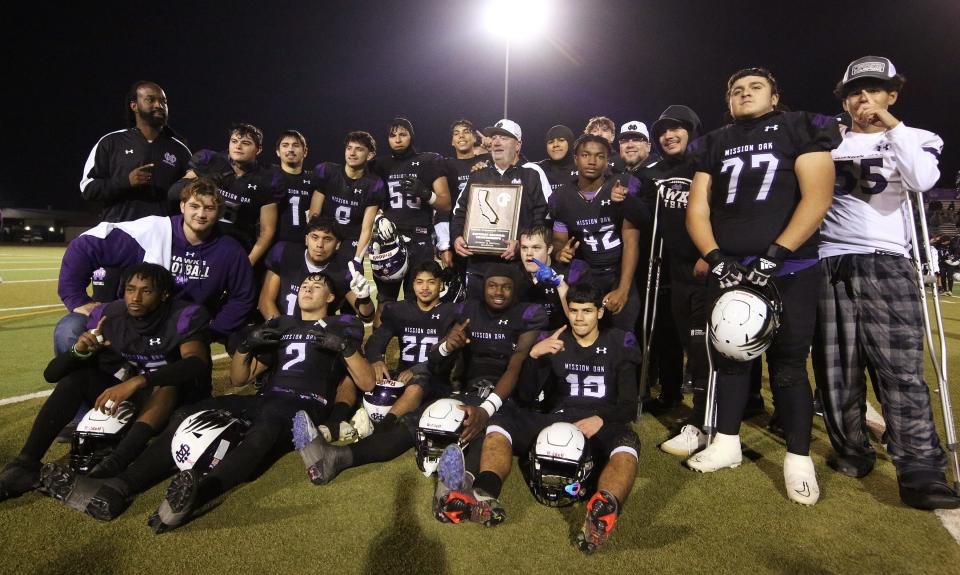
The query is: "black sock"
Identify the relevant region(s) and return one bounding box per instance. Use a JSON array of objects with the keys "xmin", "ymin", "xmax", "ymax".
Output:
[
  {"xmin": 349, "ymin": 426, "xmax": 414, "ymax": 466},
  {"xmin": 19, "ymin": 378, "xmax": 86, "ymax": 462},
  {"xmin": 715, "ymin": 371, "xmax": 751, "ymax": 436},
  {"xmin": 473, "ymin": 471, "xmax": 503, "ymax": 499},
  {"xmin": 97, "ymin": 422, "xmax": 155, "ymax": 473}
]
